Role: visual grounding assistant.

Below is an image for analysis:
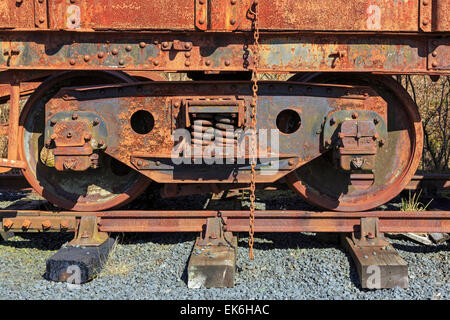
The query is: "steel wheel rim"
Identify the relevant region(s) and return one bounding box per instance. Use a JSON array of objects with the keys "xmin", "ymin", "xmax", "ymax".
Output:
[
  {"xmin": 19, "ymin": 71, "xmax": 151, "ymax": 211},
  {"xmin": 286, "ymin": 74, "xmax": 423, "ymax": 211}
]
